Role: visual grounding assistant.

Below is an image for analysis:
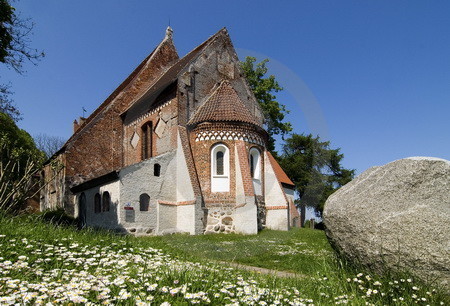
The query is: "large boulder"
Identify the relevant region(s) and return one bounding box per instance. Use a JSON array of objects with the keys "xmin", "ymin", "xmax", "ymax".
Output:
[{"xmin": 324, "ymin": 157, "xmax": 450, "ymax": 289}]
